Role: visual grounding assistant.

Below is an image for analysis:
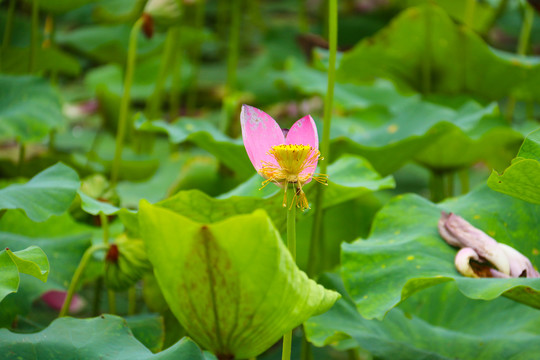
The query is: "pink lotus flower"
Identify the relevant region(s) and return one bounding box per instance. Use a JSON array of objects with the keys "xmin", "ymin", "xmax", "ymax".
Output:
[{"xmin": 240, "ymin": 105, "xmax": 327, "ymax": 210}]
